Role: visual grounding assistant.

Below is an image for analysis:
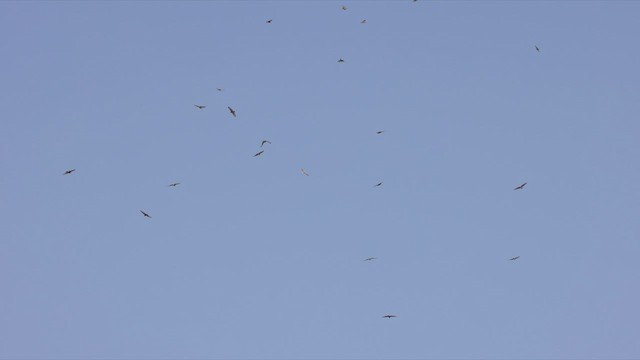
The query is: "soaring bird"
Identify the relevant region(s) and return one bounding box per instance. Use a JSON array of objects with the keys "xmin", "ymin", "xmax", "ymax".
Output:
[
  {"xmin": 253, "ymin": 151, "xmax": 264, "ymax": 157},
  {"xmin": 266, "ymin": 19, "xmax": 272, "ymax": 23},
  {"xmin": 194, "ymin": 104, "xmax": 206, "ymax": 109},
  {"xmin": 361, "ymin": 19, "xmax": 367, "ymax": 24},
  {"xmin": 382, "ymin": 315, "xmax": 397, "ymax": 318},
  {"xmin": 535, "ymin": 45, "xmax": 540, "ymax": 52},
  {"xmin": 301, "ymin": 168, "xmax": 310, "ymax": 176},
  {"xmin": 364, "ymin": 257, "xmax": 377, "ymax": 261},
  {"xmin": 140, "ymin": 210, "xmax": 152, "ymax": 218},
  {"xmin": 168, "ymin": 183, "xmax": 180, "ymax": 187},
  {"xmin": 514, "ymin": 182, "xmax": 527, "ymax": 190},
  {"xmin": 216, "ymin": 88, "xmax": 223, "ymax": 91},
  {"xmin": 374, "ymin": 182, "xmax": 383, "ymax": 187},
  {"xmin": 228, "ymin": 106, "xmax": 236, "ymax": 117},
  {"xmin": 261, "ymin": 140, "xmax": 272, "ymax": 147},
  {"xmin": 509, "ymin": 256, "xmax": 520, "ymax": 261},
  {"xmin": 337, "ymin": 58, "xmax": 345, "ymax": 63},
  {"xmin": 63, "ymin": 169, "xmax": 76, "ymax": 175},
  {"xmin": 341, "ymin": 5, "xmax": 347, "ymax": 10},
  {"xmin": 376, "ymin": 131, "xmax": 385, "ymax": 134}
]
